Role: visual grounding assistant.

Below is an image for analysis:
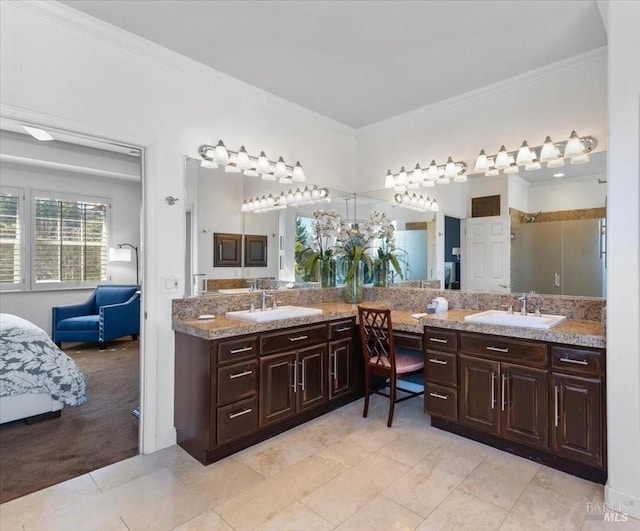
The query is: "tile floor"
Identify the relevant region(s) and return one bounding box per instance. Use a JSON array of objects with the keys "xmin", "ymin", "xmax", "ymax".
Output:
[{"xmin": 1, "ymin": 397, "xmax": 638, "ymax": 531}]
